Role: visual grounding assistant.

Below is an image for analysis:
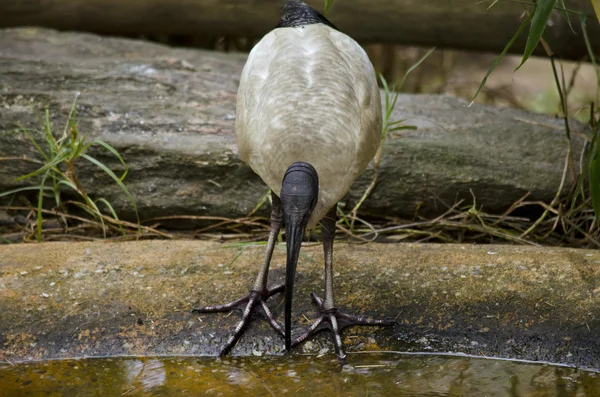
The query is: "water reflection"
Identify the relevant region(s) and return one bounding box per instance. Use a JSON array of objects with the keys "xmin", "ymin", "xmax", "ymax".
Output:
[
  {"xmin": 122, "ymin": 359, "xmax": 166, "ymax": 392},
  {"xmin": 0, "ymin": 354, "xmax": 598, "ymax": 397}
]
